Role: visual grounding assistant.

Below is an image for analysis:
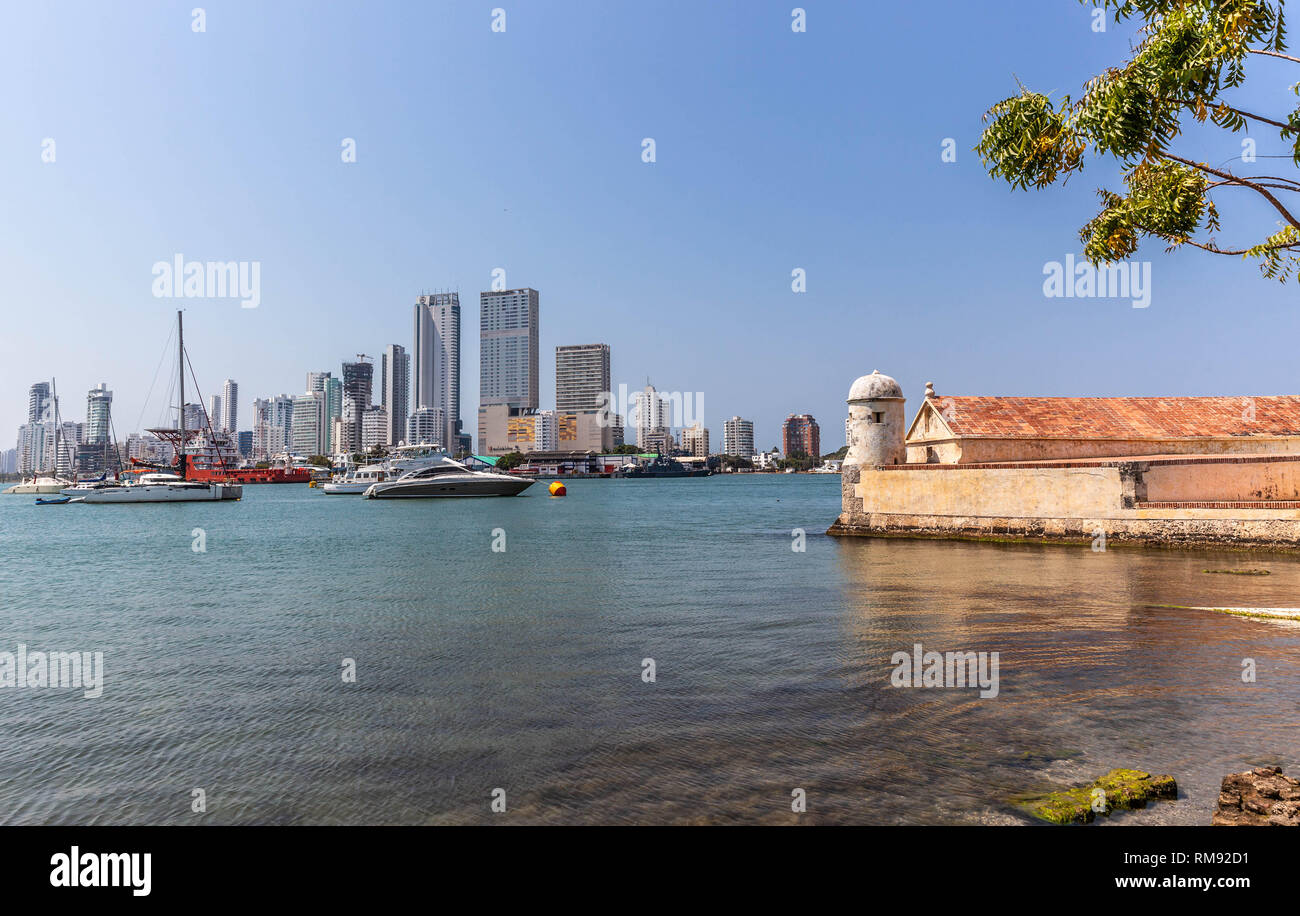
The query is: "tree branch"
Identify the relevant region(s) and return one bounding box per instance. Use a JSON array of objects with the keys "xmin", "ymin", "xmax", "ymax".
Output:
[
  {"xmin": 1181, "ymin": 238, "xmax": 1300, "ymax": 256},
  {"xmin": 1208, "ymin": 179, "xmax": 1300, "ymax": 192},
  {"xmin": 1249, "ymin": 48, "xmax": 1300, "ymax": 64},
  {"xmin": 1223, "ymin": 105, "xmax": 1292, "ymax": 132},
  {"xmin": 1164, "ymin": 154, "xmax": 1300, "ymax": 232}
]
